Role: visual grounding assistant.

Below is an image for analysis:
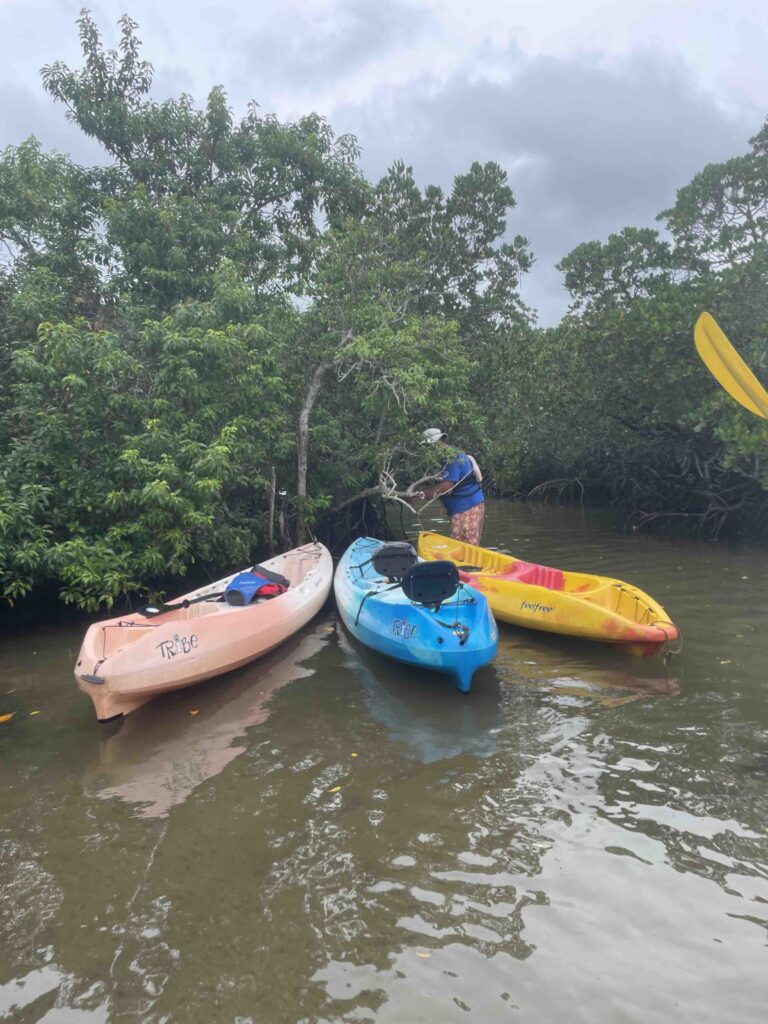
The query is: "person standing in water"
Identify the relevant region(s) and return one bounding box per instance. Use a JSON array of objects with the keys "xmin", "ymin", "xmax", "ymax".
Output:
[{"xmin": 416, "ymin": 428, "xmax": 485, "ymax": 546}]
